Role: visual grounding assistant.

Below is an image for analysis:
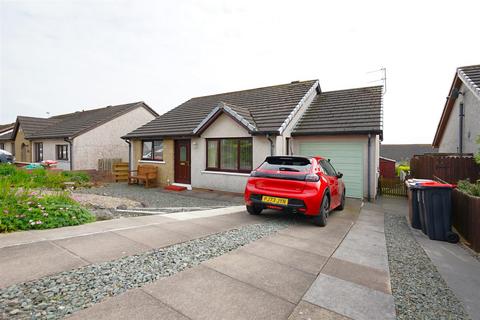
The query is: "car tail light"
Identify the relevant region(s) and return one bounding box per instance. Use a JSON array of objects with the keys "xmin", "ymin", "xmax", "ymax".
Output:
[{"xmin": 305, "ymin": 174, "xmax": 320, "ymax": 182}]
